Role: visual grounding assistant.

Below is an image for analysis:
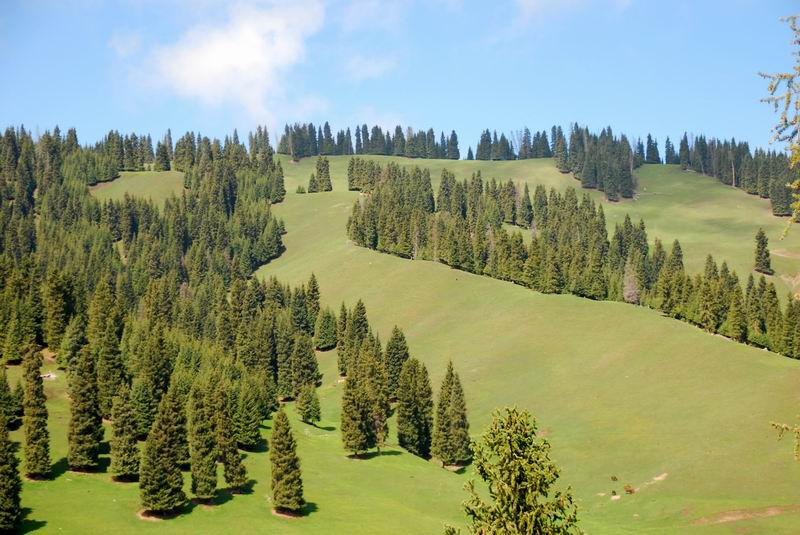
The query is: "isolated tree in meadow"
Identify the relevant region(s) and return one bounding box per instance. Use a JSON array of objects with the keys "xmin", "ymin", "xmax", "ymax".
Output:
[
  {"xmin": 23, "ymin": 348, "xmax": 50, "ymax": 478},
  {"xmin": 270, "ymin": 409, "xmax": 304, "ymax": 514},
  {"xmin": 68, "ymin": 347, "xmax": 102, "ymax": 471},
  {"xmin": 189, "ymin": 386, "xmax": 217, "ymax": 502},
  {"xmin": 433, "ymin": 361, "xmax": 470, "ymax": 466},
  {"xmin": 214, "ymin": 383, "xmax": 249, "ymax": 491},
  {"xmin": 307, "ymin": 173, "xmax": 318, "ymax": 193},
  {"xmin": 384, "ymin": 326, "xmax": 410, "ymax": 400},
  {"xmin": 296, "ymin": 384, "xmax": 321, "ymax": 425},
  {"xmin": 140, "ymin": 386, "xmax": 186, "ymax": 515},
  {"xmin": 432, "ymin": 361, "xmax": 455, "ymax": 460},
  {"xmin": 446, "ymin": 407, "xmax": 579, "ymax": 534},
  {"xmin": 313, "ymin": 307, "xmax": 337, "ymax": 350},
  {"xmin": 397, "ymin": 358, "xmax": 433, "ymax": 458},
  {"xmin": 0, "ymin": 414, "xmax": 21, "ymax": 531},
  {"xmin": 754, "ymin": 228, "xmax": 774, "ymax": 275},
  {"xmin": 110, "ymin": 384, "xmax": 140, "ymax": 481}
]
